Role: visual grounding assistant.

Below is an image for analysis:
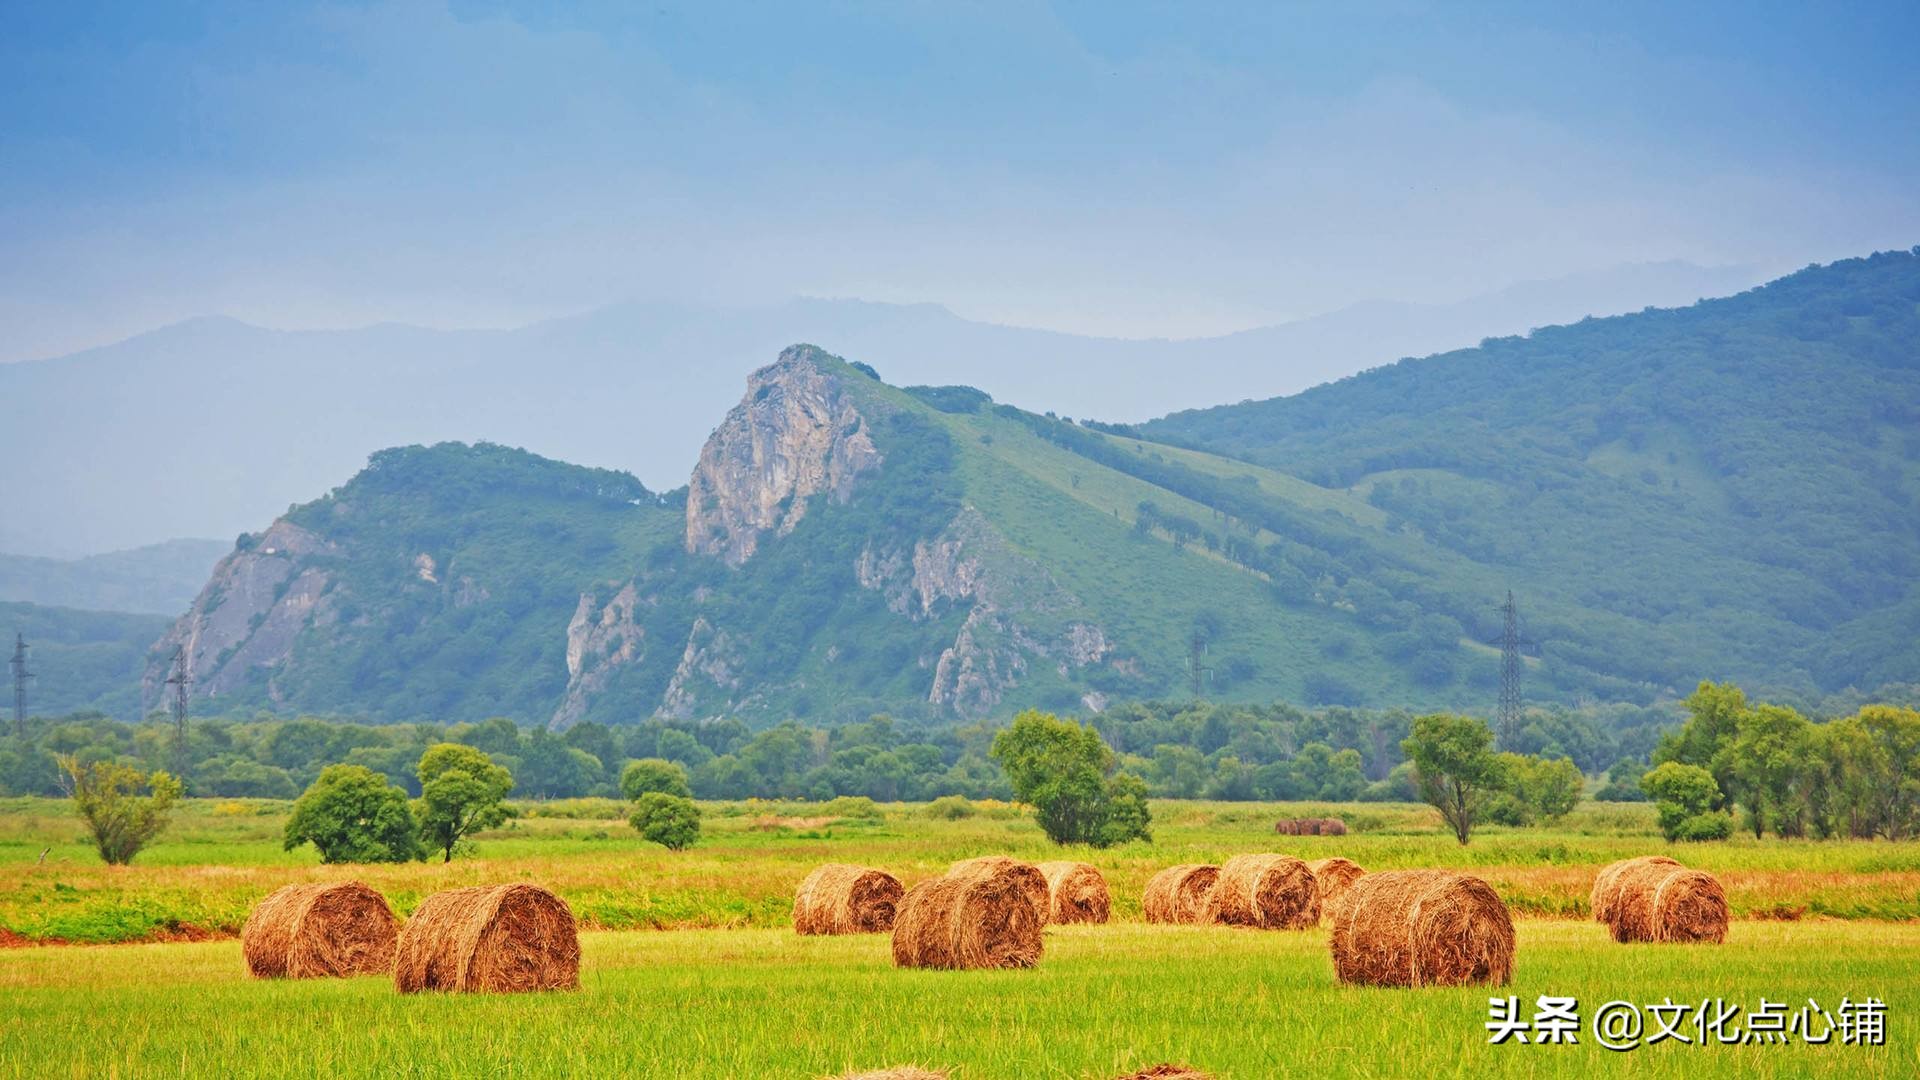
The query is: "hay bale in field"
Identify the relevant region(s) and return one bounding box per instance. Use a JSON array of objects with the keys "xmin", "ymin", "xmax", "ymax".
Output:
[
  {"xmin": 1035, "ymin": 861, "xmax": 1111, "ymax": 924},
  {"xmin": 1306, "ymin": 857, "xmax": 1366, "ymax": 920},
  {"xmin": 1142, "ymin": 864, "xmax": 1220, "ymax": 924},
  {"xmin": 1205, "ymin": 854, "xmax": 1320, "ymax": 929},
  {"xmin": 1589, "ymin": 855, "xmax": 1681, "ymax": 923},
  {"xmin": 1329, "ymin": 869, "xmax": 1514, "ymax": 987},
  {"xmin": 1604, "ymin": 861, "xmax": 1729, "ymax": 944},
  {"xmin": 949, "ymin": 856, "xmax": 1050, "ymax": 925},
  {"xmin": 1318, "ymin": 817, "xmax": 1348, "ymax": 836},
  {"xmin": 393, "ymin": 883, "xmax": 580, "ymax": 993},
  {"xmin": 828, "ymin": 1068, "xmax": 948, "ymax": 1080},
  {"xmin": 241, "ymin": 881, "xmax": 397, "ymax": 979},
  {"xmin": 1113, "ymin": 1066, "xmax": 1214, "ymax": 1080},
  {"xmin": 1273, "ymin": 818, "xmax": 1299, "ymax": 835},
  {"xmin": 892, "ymin": 862, "xmax": 1045, "ymax": 970},
  {"xmin": 793, "ymin": 864, "xmax": 905, "ymax": 935}
]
